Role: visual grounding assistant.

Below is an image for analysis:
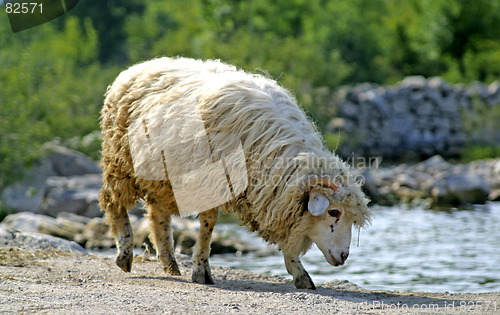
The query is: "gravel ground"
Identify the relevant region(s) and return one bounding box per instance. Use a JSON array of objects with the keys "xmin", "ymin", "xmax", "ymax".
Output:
[{"xmin": 0, "ymin": 248, "xmax": 498, "ymax": 314}]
